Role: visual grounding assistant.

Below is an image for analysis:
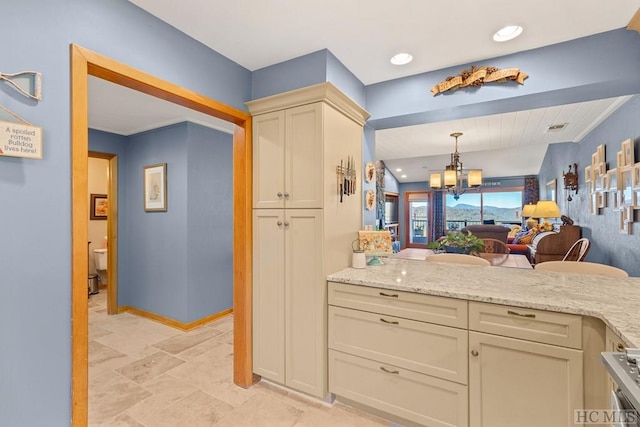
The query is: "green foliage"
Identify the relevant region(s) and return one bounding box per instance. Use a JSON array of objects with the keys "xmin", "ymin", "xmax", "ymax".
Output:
[{"xmin": 427, "ymin": 231, "xmax": 485, "ymax": 255}]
